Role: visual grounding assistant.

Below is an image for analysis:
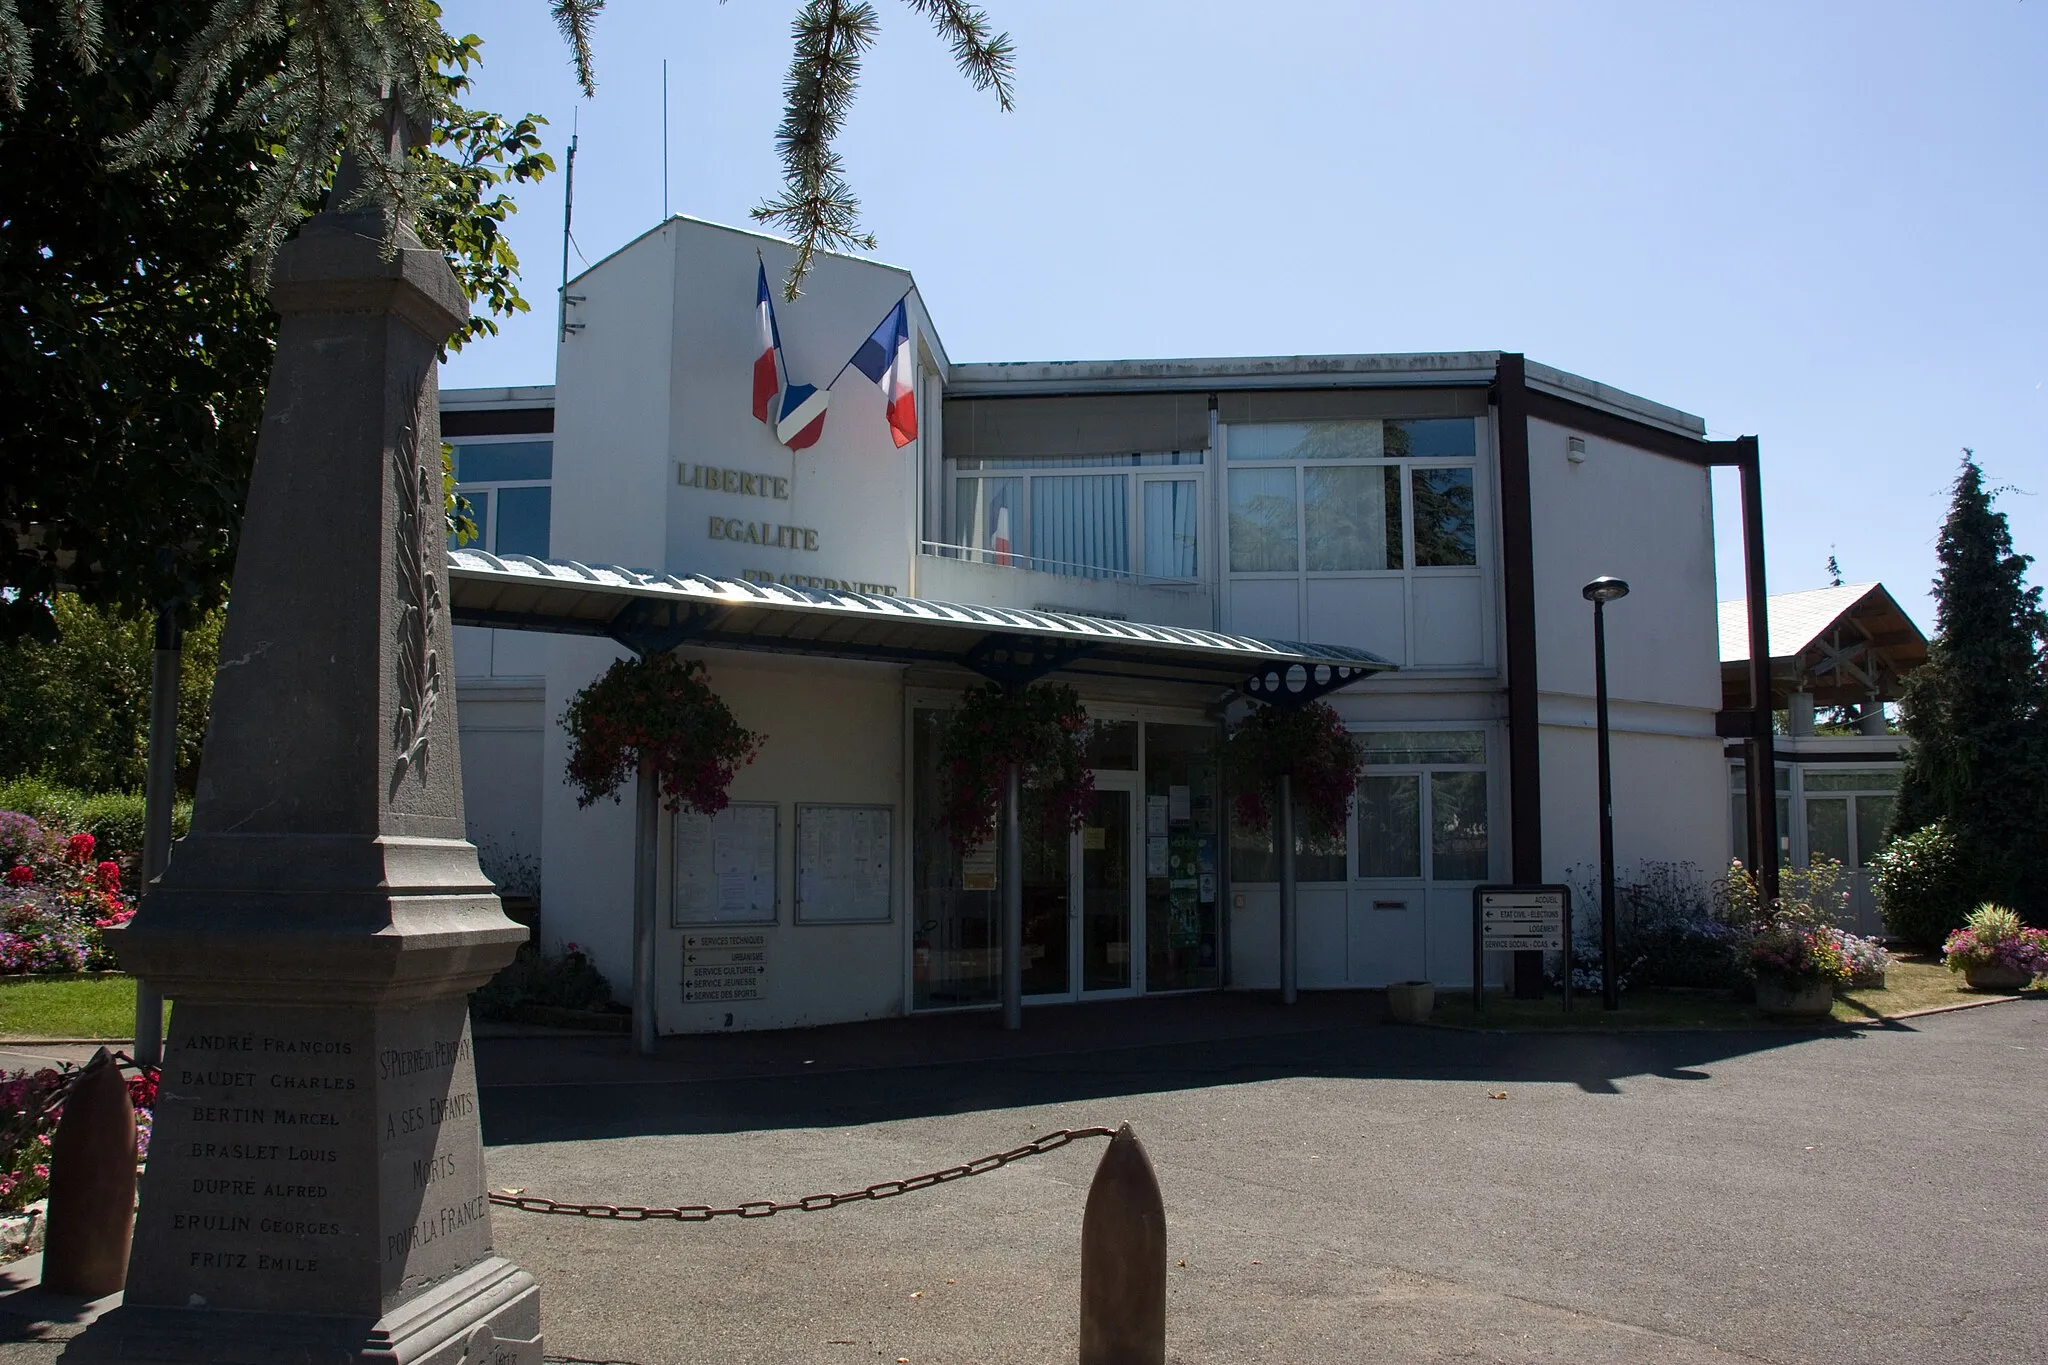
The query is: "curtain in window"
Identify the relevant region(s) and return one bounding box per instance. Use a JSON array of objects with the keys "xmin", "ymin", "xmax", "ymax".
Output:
[
  {"xmin": 1031, "ymin": 474, "xmax": 1128, "ymax": 578},
  {"xmin": 1141, "ymin": 480, "xmax": 1199, "ymax": 578}
]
